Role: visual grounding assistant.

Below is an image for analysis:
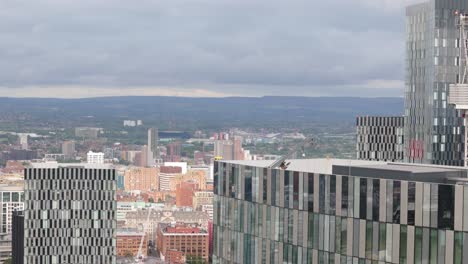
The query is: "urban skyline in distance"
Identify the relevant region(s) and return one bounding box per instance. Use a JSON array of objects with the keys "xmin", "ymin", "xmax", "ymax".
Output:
[
  {"xmin": 1, "ymin": 0, "xmax": 421, "ymax": 98},
  {"xmin": 4, "ymin": 0, "xmax": 468, "ymax": 264}
]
